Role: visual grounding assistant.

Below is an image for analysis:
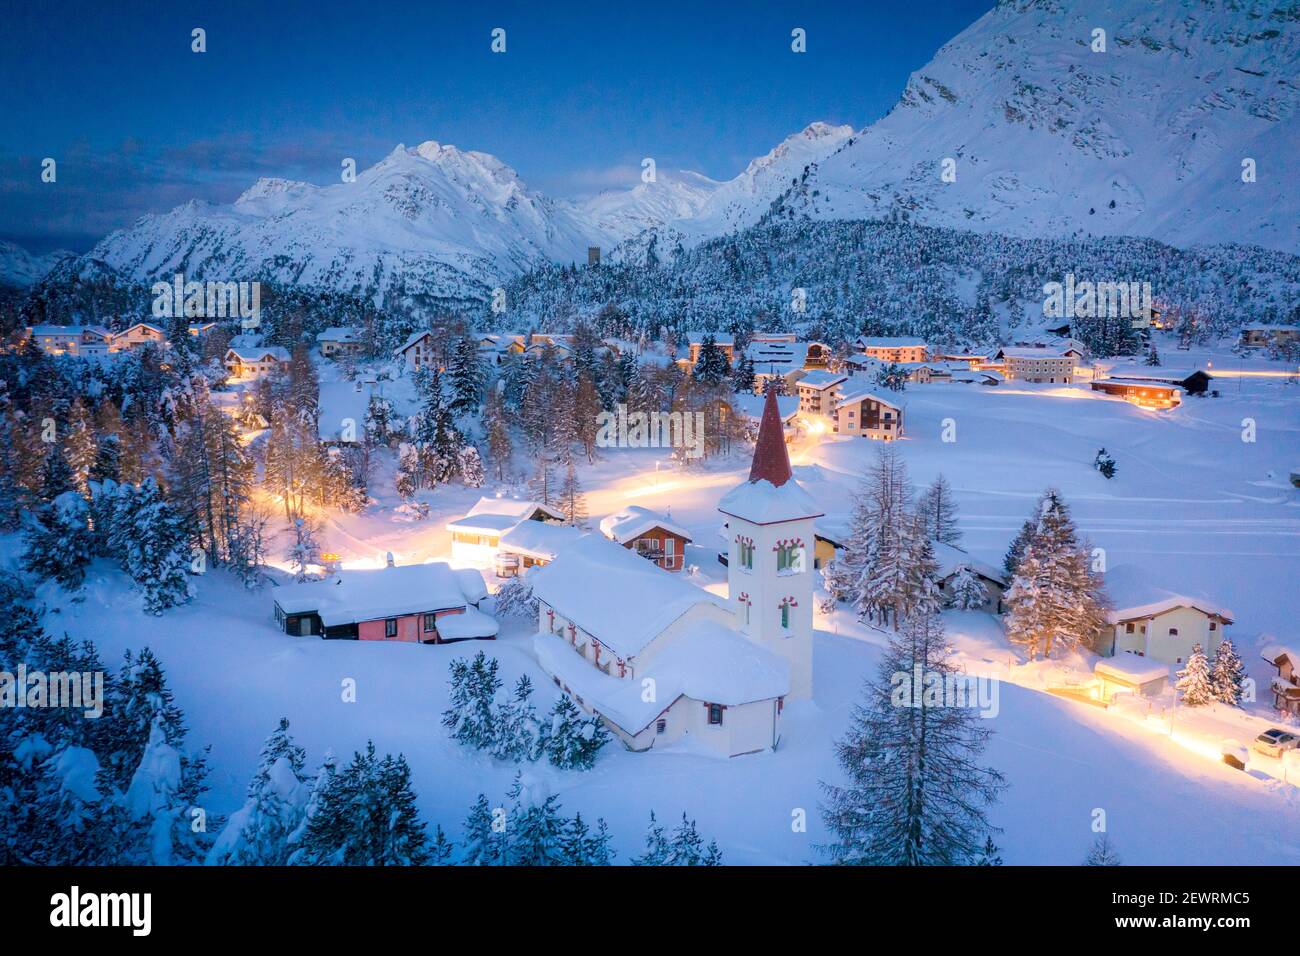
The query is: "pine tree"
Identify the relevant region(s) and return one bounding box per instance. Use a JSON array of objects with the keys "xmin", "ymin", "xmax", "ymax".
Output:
[
  {"xmin": 395, "ymin": 442, "xmax": 420, "ymax": 502},
  {"xmin": 457, "ymin": 444, "xmax": 485, "ymax": 488},
  {"xmin": 560, "ymin": 812, "xmax": 614, "ymax": 865},
  {"xmin": 448, "ymin": 334, "xmax": 486, "ymax": 413},
  {"xmin": 461, "ymin": 793, "xmax": 504, "ymax": 866},
  {"xmin": 976, "ymin": 835, "xmax": 1003, "ymax": 865},
  {"xmin": 429, "ymin": 825, "xmax": 455, "ymax": 865},
  {"xmin": 285, "ymin": 516, "xmax": 323, "ymax": 583},
  {"xmin": 730, "ymin": 353, "xmax": 756, "ymax": 394},
  {"xmin": 63, "ymin": 398, "xmax": 98, "ymax": 494},
  {"xmin": 949, "ymin": 566, "xmax": 989, "ymax": 611},
  {"xmin": 919, "ymin": 474, "xmax": 961, "ymax": 546},
  {"xmin": 24, "ymin": 491, "xmax": 93, "ymax": 590},
  {"xmin": 1210, "ymin": 639, "xmax": 1246, "ymax": 706},
  {"xmin": 558, "ymin": 459, "xmax": 588, "ymax": 527},
  {"xmin": 632, "ymin": 811, "xmax": 670, "ymax": 865},
  {"xmin": 1145, "ymin": 344, "xmax": 1161, "ymax": 367},
  {"xmin": 441, "ymin": 651, "xmax": 502, "ymax": 751},
  {"xmin": 492, "ymin": 675, "xmax": 543, "ymax": 763},
  {"xmin": 1176, "ymin": 644, "xmax": 1215, "ymax": 706},
  {"xmin": 1085, "ymin": 833, "xmax": 1122, "ymax": 865},
  {"xmin": 124, "ymin": 477, "xmax": 192, "ymax": 614},
  {"xmin": 494, "ymin": 571, "xmax": 539, "ymax": 620},
  {"xmin": 1003, "ymin": 516, "xmax": 1038, "ymax": 577},
  {"xmin": 819, "ymin": 610, "xmax": 1004, "ymax": 865},
  {"xmin": 507, "ymin": 789, "xmax": 568, "ymax": 866},
  {"xmin": 483, "ymin": 386, "xmax": 513, "ymax": 481},
  {"xmin": 206, "ymin": 718, "xmax": 310, "ymax": 865},
  {"xmin": 544, "ymin": 693, "xmax": 610, "ymax": 771},
  {"xmin": 1003, "ymin": 490, "xmax": 1109, "ymax": 660}
]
